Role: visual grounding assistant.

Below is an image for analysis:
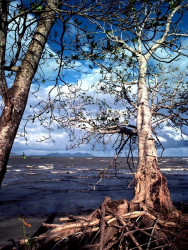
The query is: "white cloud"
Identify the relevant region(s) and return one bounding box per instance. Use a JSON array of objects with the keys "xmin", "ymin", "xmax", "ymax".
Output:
[
  {"xmin": 6, "ymin": 2, "xmax": 188, "ymax": 157},
  {"xmin": 10, "ymin": 63, "xmax": 187, "ymax": 157},
  {"xmin": 162, "ymin": 126, "xmax": 188, "ymax": 141},
  {"xmin": 157, "ymin": 136, "xmax": 167, "ymax": 142}
]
